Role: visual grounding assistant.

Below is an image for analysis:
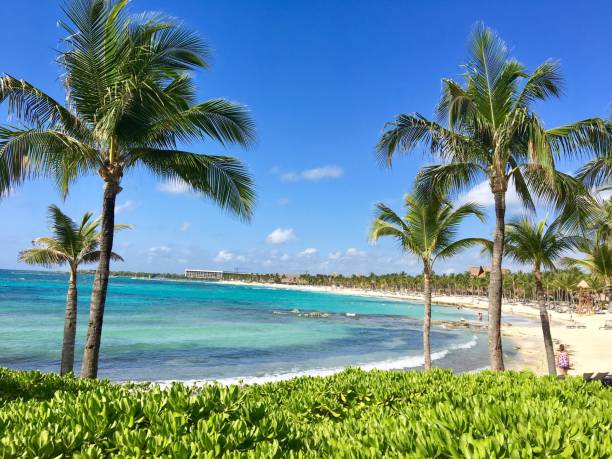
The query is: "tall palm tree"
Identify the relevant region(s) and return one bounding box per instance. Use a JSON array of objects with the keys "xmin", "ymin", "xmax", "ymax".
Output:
[
  {"xmin": 19, "ymin": 205, "xmax": 128, "ymax": 375},
  {"xmin": 0, "ymin": 1, "xmax": 255, "ymax": 378},
  {"xmin": 564, "ymin": 241, "xmax": 612, "ymax": 311},
  {"xmin": 504, "ymin": 216, "xmax": 578, "ymax": 375},
  {"xmin": 369, "ymin": 193, "xmax": 486, "ymax": 369},
  {"xmin": 376, "ymin": 23, "xmax": 610, "ymax": 370}
]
